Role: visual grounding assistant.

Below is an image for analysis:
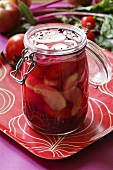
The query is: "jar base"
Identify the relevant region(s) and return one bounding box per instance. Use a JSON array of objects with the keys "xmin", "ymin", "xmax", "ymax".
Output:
[{"xmin": 25, "ymin": 115, "xmax": 86, "ymax": 136}]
